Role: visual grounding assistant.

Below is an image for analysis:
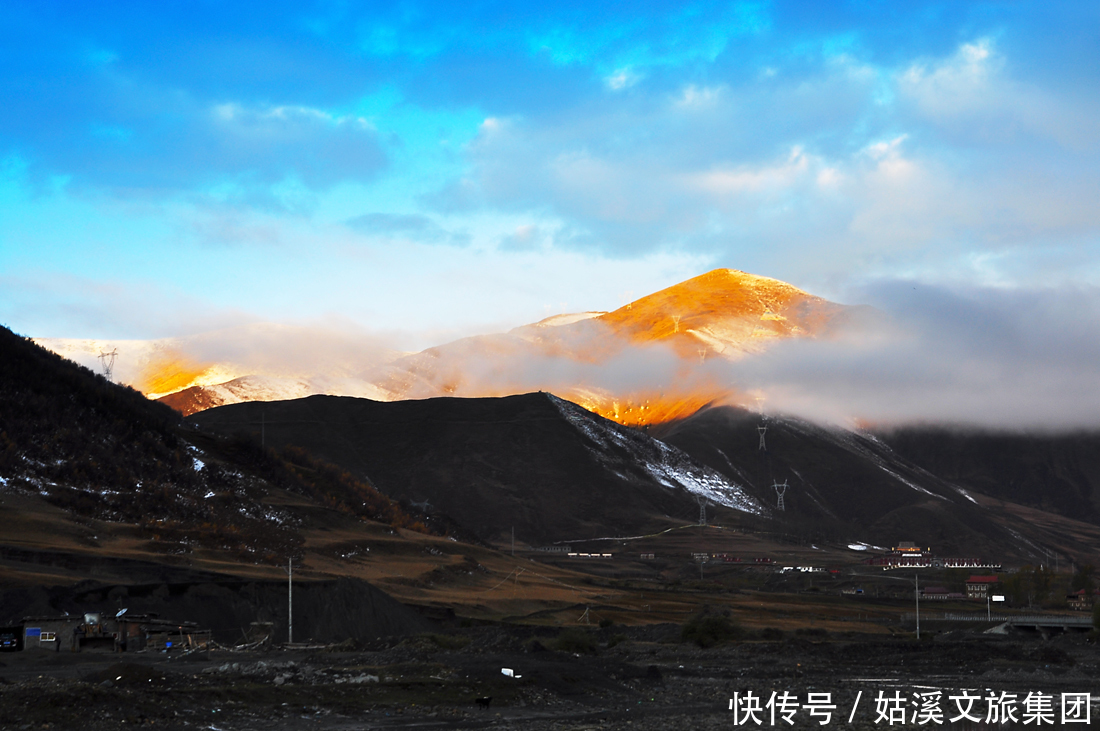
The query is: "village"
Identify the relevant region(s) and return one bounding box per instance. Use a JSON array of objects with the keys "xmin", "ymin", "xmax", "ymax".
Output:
[
  {"xmin": 3, "ymin": 539, "xmax": 1095, "ymax": 660},
  {"xmin": 0, "ymin": 610, "xmax": 210, "ymax": 654}
]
